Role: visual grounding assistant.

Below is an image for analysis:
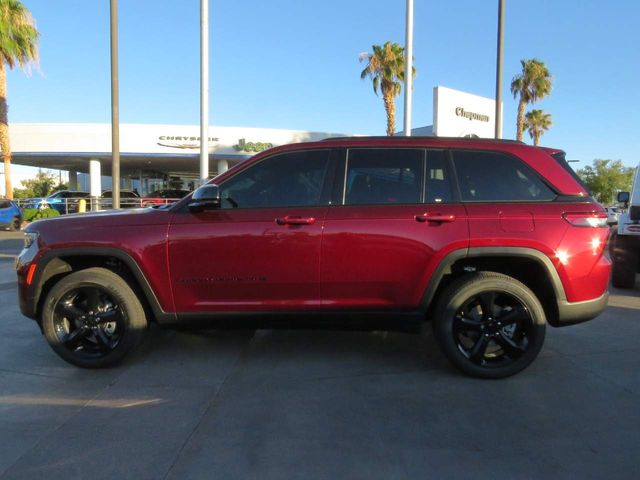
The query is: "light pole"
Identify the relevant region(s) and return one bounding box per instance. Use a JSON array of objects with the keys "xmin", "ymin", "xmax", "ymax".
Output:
[
  {"xmin": 110, "ymin": 0, "xmax": 120, "ymax": 208},
  {"xmin": 200, "ymin": 0, "xmax": 209, "ymax": 184},
  {"xmin": 403, "ymin": 0, "xmax": 414, "ymax": 136},
  {"xmin": 494, "ymin": 0, "xmax": 505, "ymax": 139}
]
